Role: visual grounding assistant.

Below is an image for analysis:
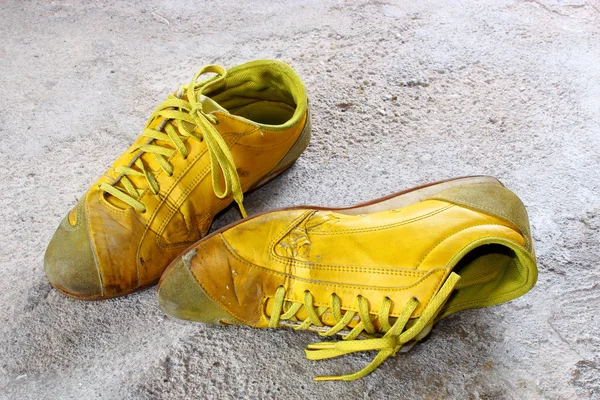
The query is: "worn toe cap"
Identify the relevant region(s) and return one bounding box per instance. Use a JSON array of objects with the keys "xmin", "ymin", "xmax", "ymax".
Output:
[
  {"xmin": 44, "ymin": 201, "xmax": 103, "ymax": 299},
  {"xmin": 158, "ymin": 250, "xmax": 239, "ymax": 325}
]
